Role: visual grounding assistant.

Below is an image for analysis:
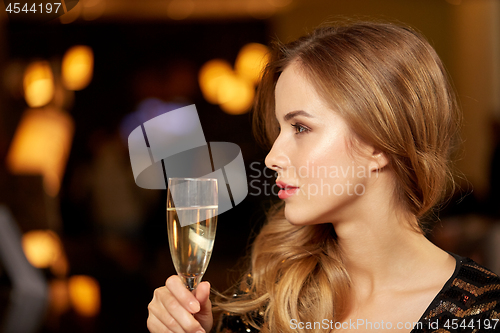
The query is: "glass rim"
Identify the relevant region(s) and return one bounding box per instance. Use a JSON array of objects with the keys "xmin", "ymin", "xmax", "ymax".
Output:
[{"xmin": 167, "ymin": 177, "xmax": 218, "ymax": 182}]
